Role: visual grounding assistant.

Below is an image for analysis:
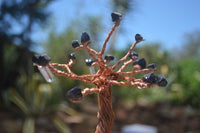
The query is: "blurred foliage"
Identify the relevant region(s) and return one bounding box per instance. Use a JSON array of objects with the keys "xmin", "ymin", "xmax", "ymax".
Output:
[
  {"xmin": 0, "ymin": 0, "xmax": 52, "ymax": 92},
  {"xmin": 2, "ymin": 75, "xmax": 73, "ymax": 133},
  {"xmin": 0, "ymin": 0, "xmax": 51, "ymax": 46},
  {"xmin": 111, "ymin": 0, "xmax": 135, "ymax": 14},
  {"xmin": 0, "ymin": 0, "xmax": 73, "ymax": 132},
  {"xmin": 166, "ymin": 30, "xmax": 200, "ymax": 108},
  {"xmin": 169, "ymin": 55, "xmax": 200, "ymax": 108},
  {"xmin": 180, "ymin": 30, "xmax": 200, "ymax": 58}
]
